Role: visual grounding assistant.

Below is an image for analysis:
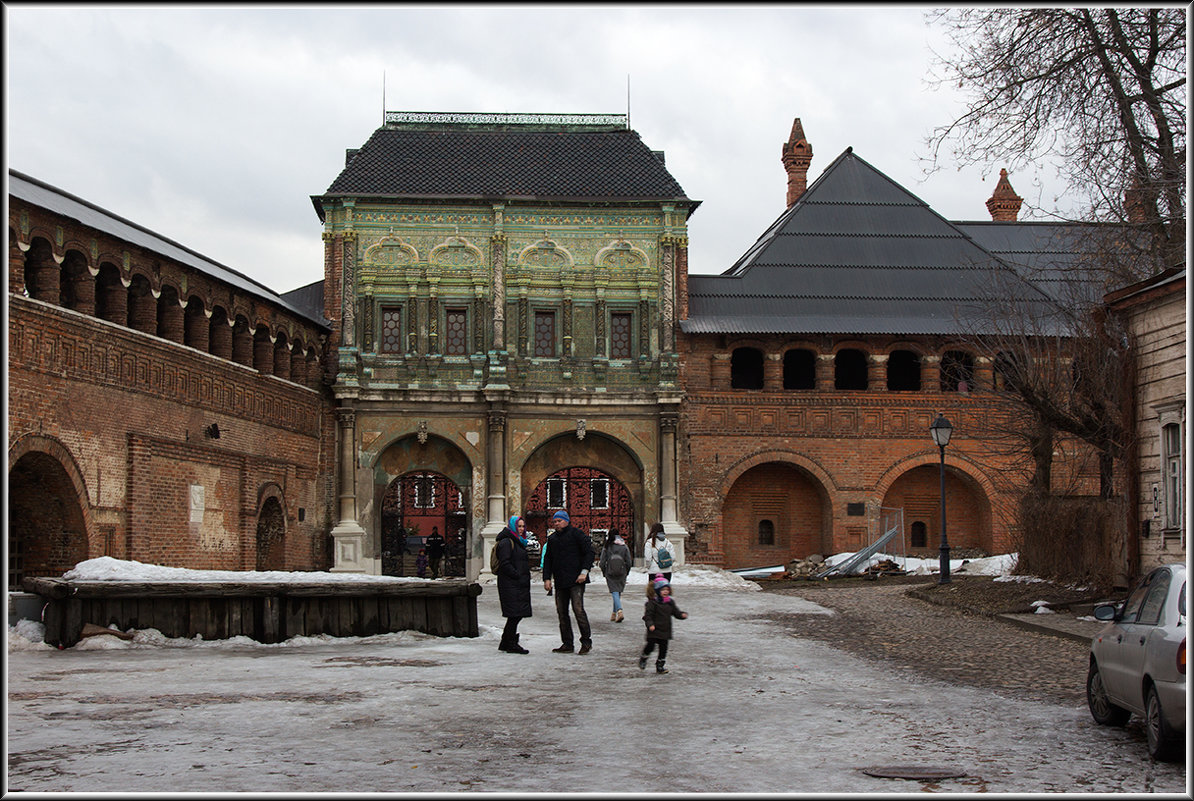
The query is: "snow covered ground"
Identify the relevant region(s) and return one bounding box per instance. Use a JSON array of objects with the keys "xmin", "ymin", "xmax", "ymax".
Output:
[{"xmin": 7, "ymin": 555, "xmax": 1187, "ymax": 794}]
